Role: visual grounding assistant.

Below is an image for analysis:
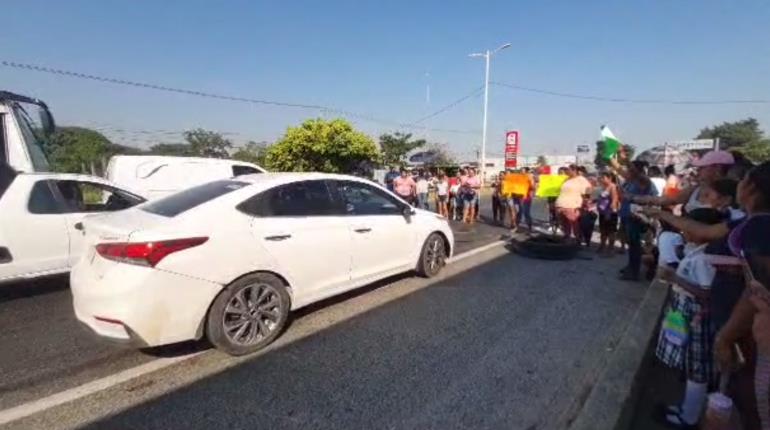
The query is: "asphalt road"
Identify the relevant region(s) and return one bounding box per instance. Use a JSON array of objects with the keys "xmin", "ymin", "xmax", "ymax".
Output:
[
  {"xmin": 0, "ymin": 212, "xmax": 507, "ymax": 413},
  {"xmin": 0, "ymin": 197, "xmax": 648, "ymax": 429}
]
